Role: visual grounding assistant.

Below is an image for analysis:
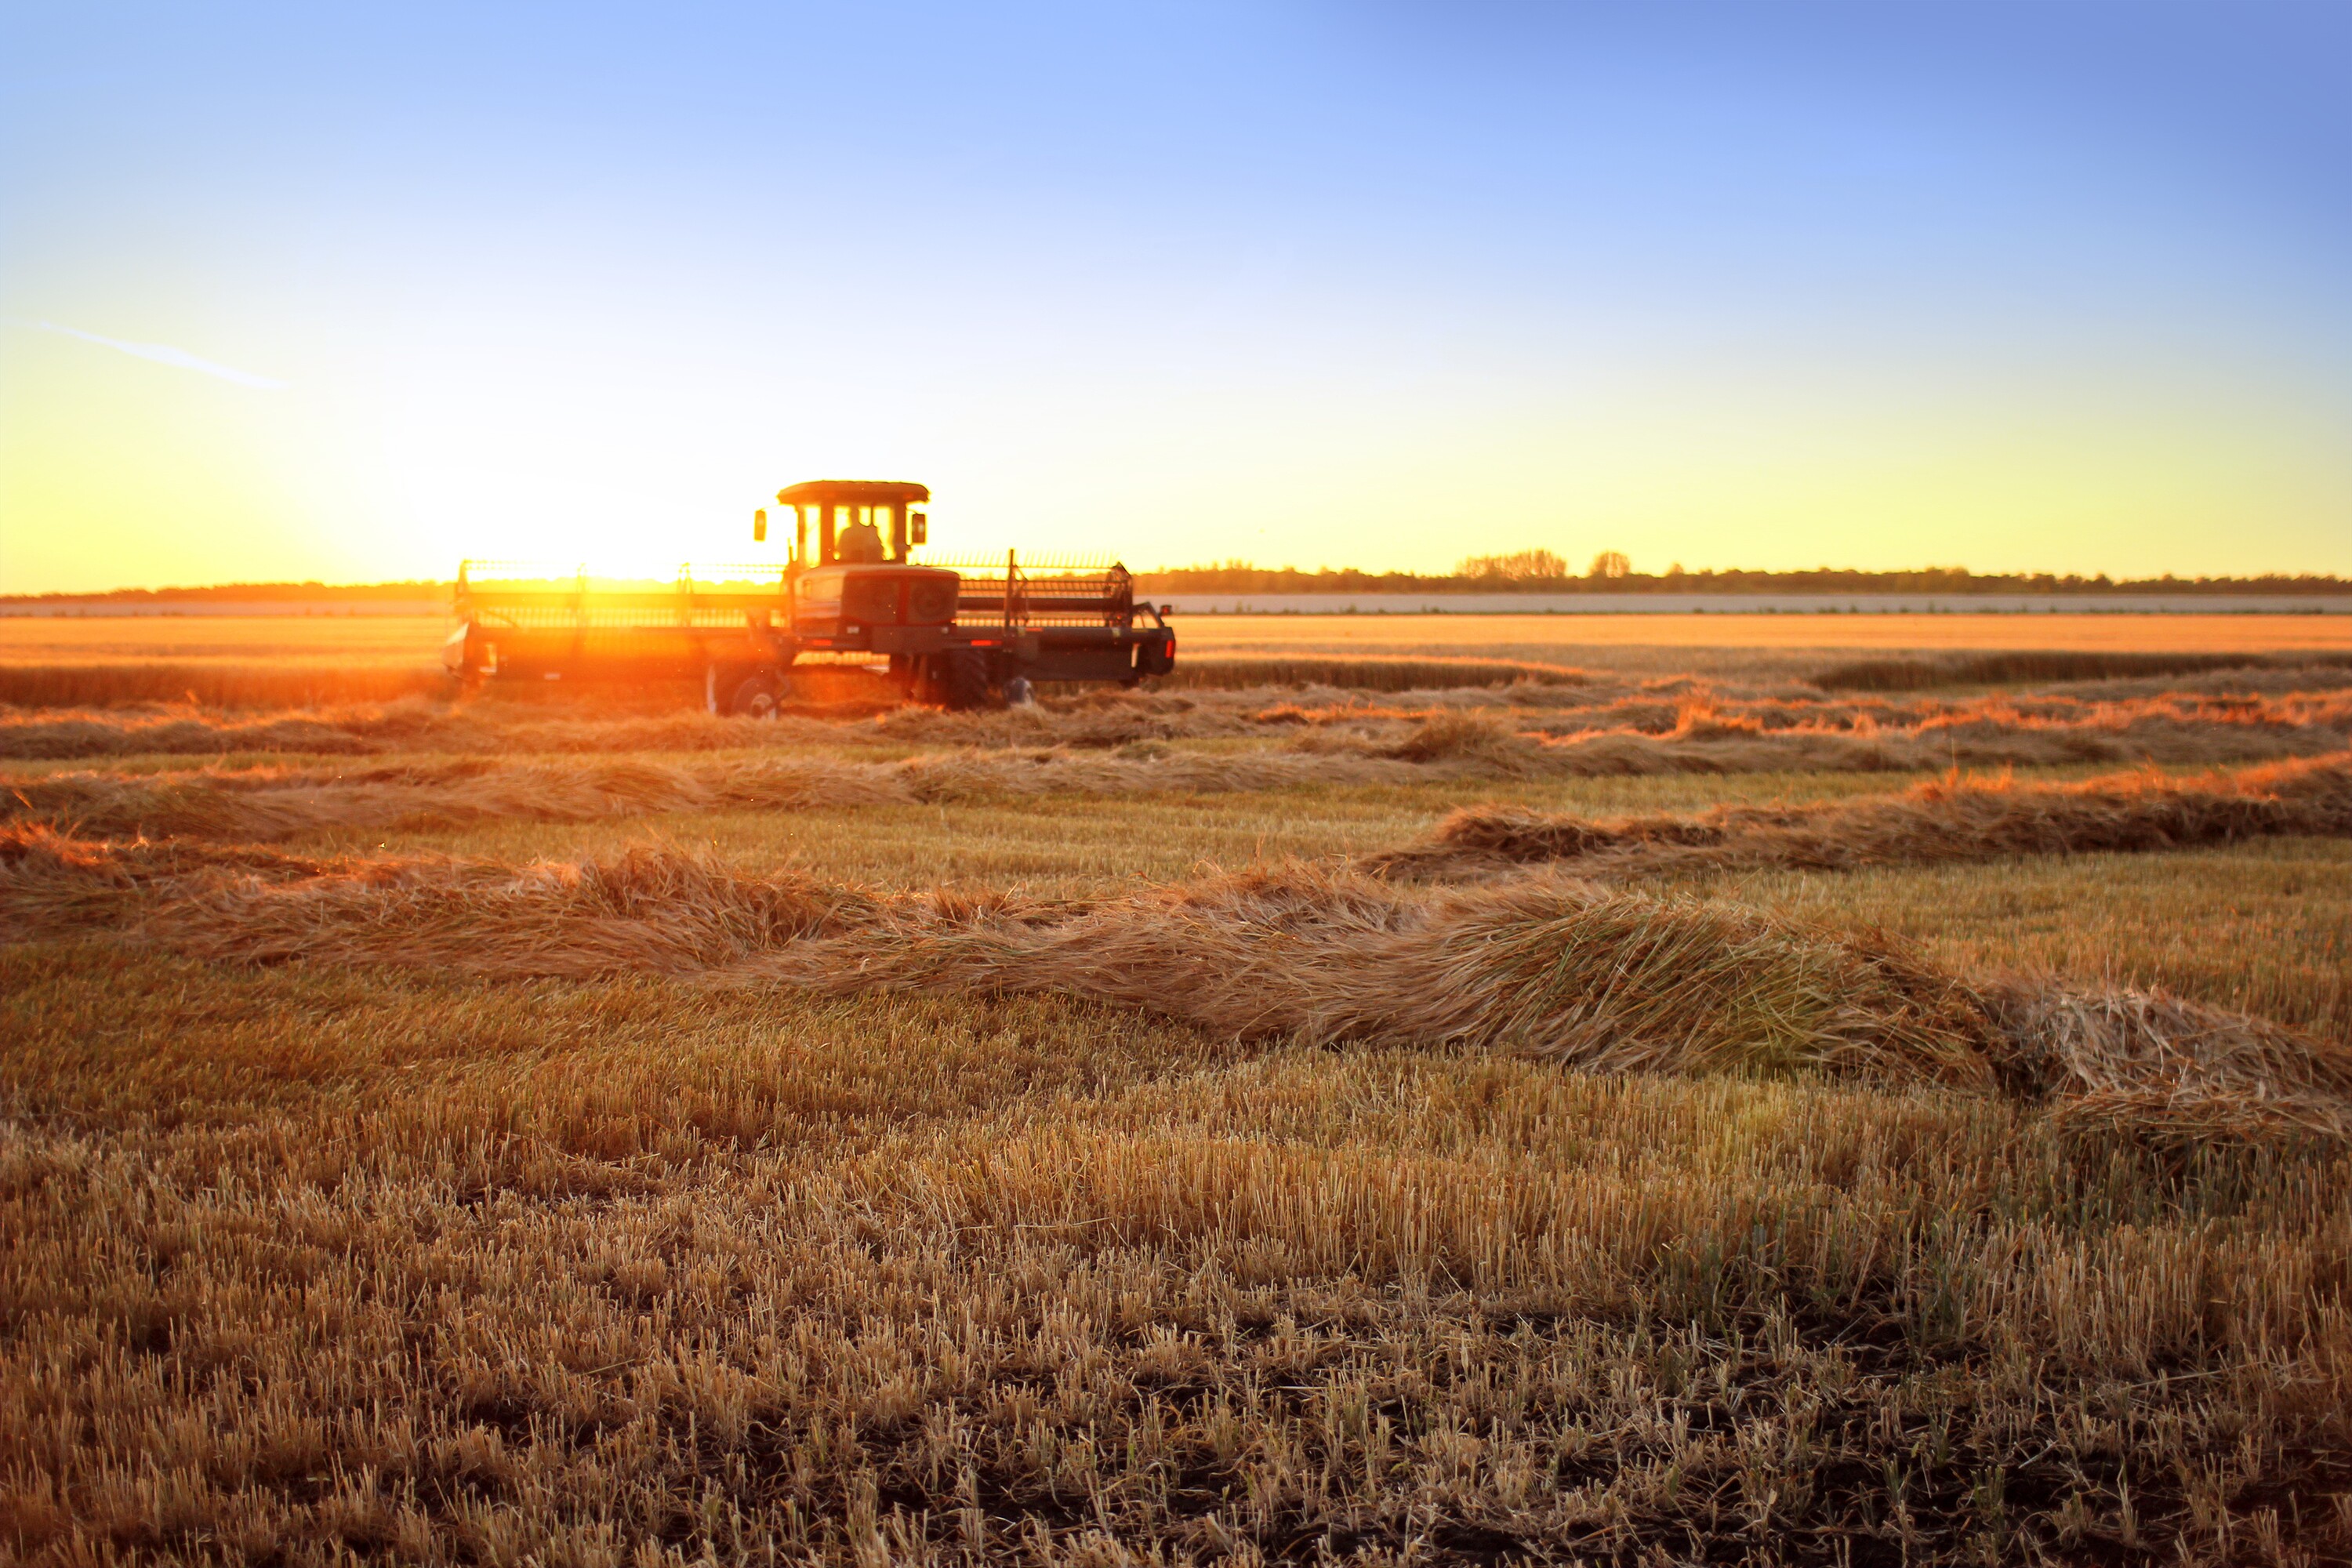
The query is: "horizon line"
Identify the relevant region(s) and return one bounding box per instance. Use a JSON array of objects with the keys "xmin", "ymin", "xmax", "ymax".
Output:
[{"xmin": 7, "ymin": 565, "xmax": 2352, "ymax": 604}]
